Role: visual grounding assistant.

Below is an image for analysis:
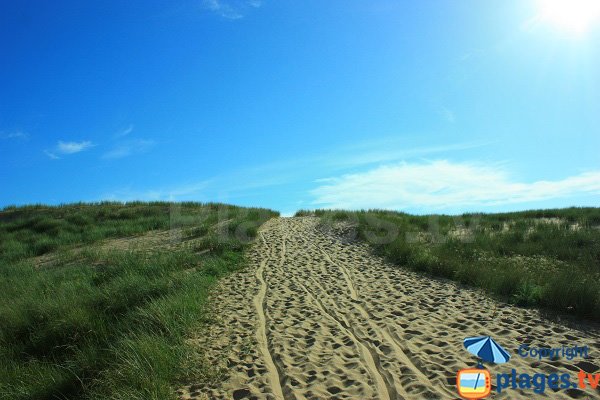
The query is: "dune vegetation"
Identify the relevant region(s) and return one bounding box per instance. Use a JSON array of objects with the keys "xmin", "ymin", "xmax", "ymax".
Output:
[
  {"xmin": 0, "ymin": 202, "xmax": 278, "ymax": 400},
  {"xmin": 301, "ymin": 207, "xmax": 600, "ymax": 321}
]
